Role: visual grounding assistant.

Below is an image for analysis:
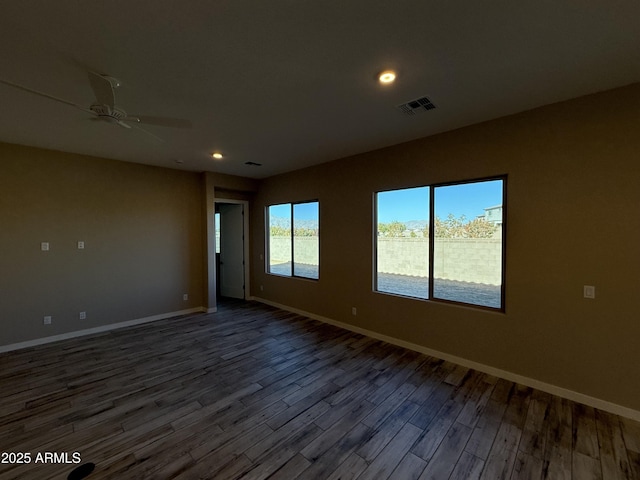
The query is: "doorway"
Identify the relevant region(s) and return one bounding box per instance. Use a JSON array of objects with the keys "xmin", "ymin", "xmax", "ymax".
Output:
[{"xmin": 215, "ymin": 200, "xmax": 249, "ymax": 301}]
